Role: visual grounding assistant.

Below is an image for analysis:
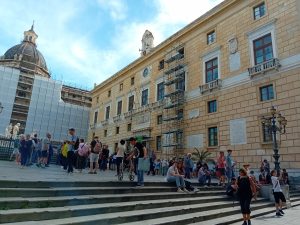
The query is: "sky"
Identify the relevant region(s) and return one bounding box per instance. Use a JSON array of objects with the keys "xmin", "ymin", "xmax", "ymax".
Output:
[{"xmin": 0, "ymin": 0, "xmax": 224, "ymax": 90}]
